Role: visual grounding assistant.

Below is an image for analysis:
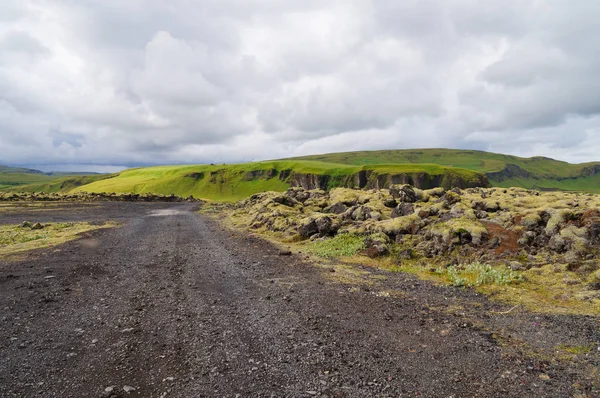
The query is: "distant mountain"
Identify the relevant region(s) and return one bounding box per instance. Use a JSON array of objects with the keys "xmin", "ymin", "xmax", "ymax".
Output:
[
  {"xmin": 0, "ymin": 165, "xmax": 44, "ymax": 174},
  {"xmin": 0, "ymin": 164, "xmax": 100, "ymax": 190}
]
